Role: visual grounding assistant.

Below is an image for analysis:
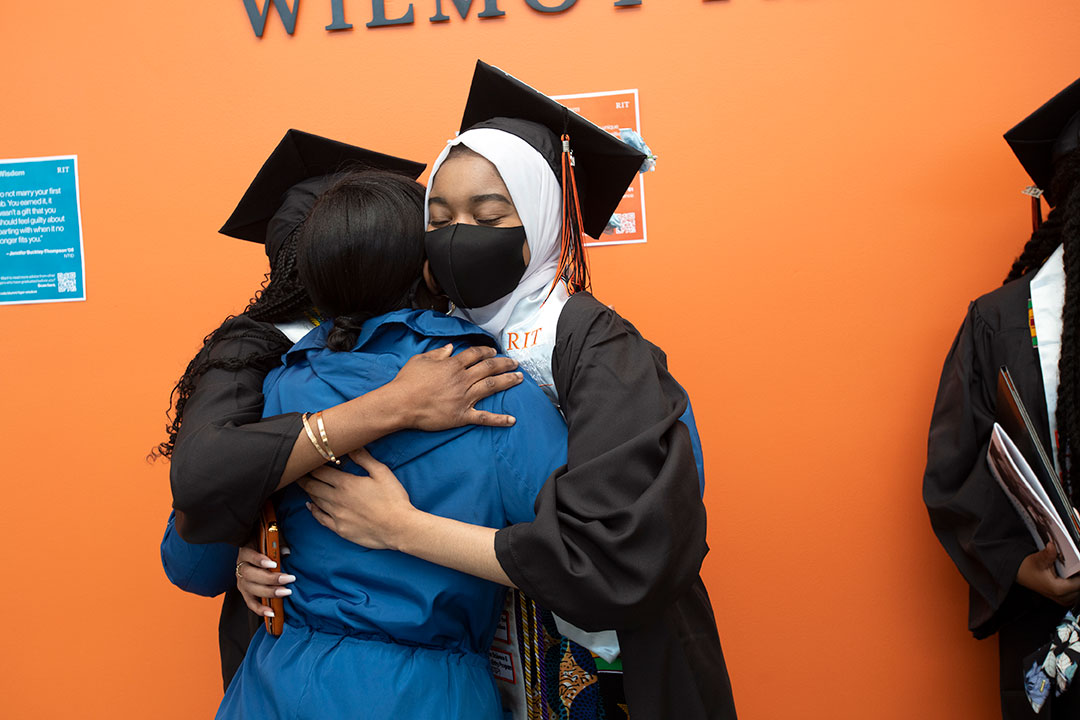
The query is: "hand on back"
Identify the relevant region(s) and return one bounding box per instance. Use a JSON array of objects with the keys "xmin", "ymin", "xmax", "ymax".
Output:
[{"xmin": 390, "ymin": 344, "xmax": 522, "ymax": 431}]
